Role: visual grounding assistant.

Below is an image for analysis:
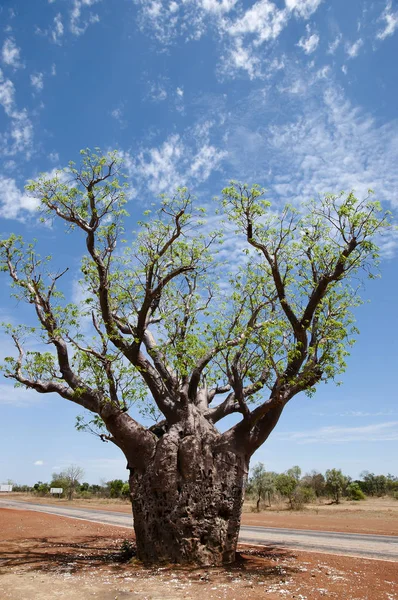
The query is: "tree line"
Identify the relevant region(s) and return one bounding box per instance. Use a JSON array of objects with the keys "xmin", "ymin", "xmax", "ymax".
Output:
[
  {"xmin": 8, "ymin": 465, "xmax": 130, "ymax": 500},
  {"xmin": 7, "ymin": 465, "xmax": 398, "ymax": 508},
  {"xmin": 246, "ymin": 464, "xmax": 398, "ymax": 510}
]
